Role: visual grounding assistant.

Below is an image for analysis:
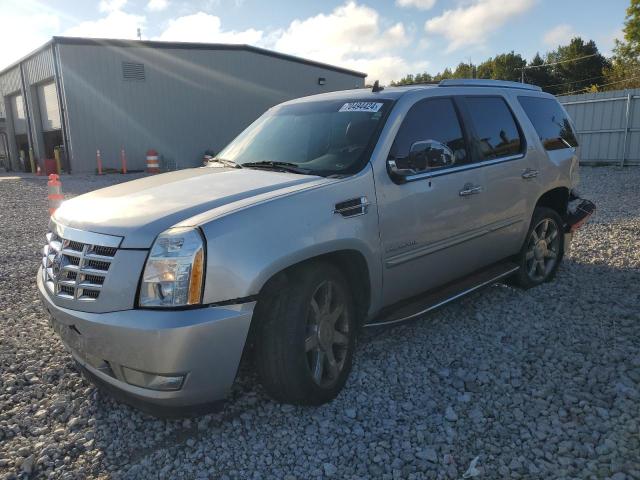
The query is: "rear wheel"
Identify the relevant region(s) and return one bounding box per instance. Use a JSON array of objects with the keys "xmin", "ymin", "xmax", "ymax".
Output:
[
  {"xmin": 513, "ymin": 207, "xmax": 564, "ymax": 289},
  {"xmin": 255, "ymin": 262, "xmax": 356, "ymax": 405}
]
